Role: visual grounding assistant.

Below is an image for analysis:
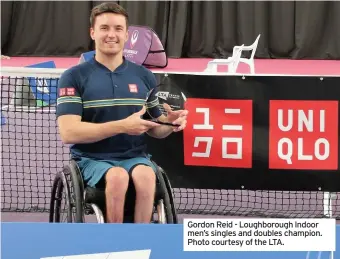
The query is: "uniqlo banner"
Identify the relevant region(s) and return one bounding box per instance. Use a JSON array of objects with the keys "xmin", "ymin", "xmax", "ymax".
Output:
[{"xmin": 146, "ymin": 74, "xmax": 340, "ymax": 192}]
